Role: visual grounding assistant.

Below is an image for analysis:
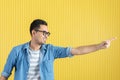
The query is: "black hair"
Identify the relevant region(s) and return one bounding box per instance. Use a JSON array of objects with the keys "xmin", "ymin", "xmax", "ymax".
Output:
[{"xmin": 30, "ymin": 19, "xmax": 47, "ymax": 35}]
